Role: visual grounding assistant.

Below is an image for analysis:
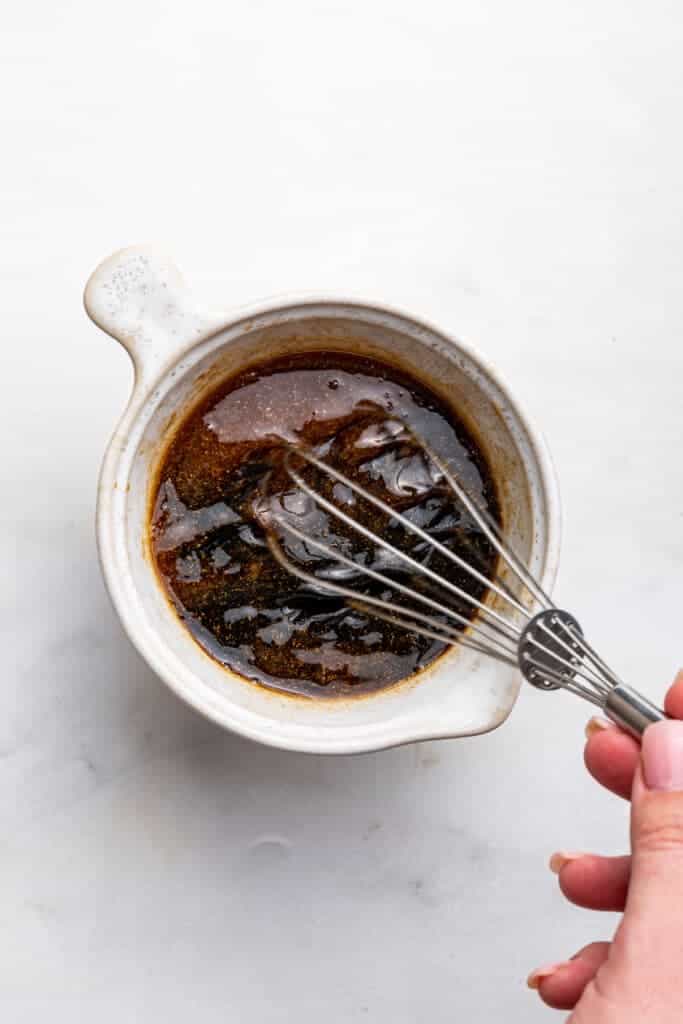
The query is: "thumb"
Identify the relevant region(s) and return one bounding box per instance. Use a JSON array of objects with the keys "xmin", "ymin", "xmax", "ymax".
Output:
[{"xmin": 626, "ymin": 720, "xmax": 683, "ymax": 945}]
